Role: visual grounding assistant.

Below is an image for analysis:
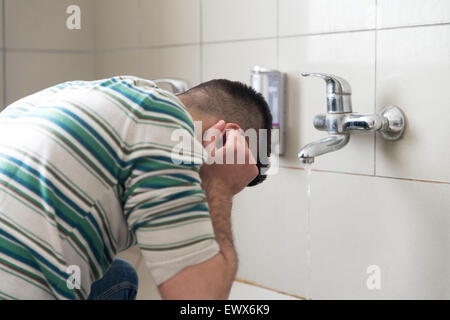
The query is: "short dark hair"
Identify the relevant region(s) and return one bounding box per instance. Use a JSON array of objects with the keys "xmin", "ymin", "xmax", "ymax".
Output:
[{"xmin": 181, "ymin": 79, "xmax": 273, "ymax": 186}]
